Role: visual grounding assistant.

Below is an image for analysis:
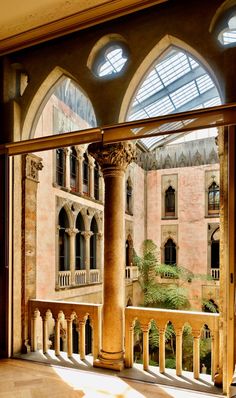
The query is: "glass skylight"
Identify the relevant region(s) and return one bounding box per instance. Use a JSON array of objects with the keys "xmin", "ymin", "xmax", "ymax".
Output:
[
  {"xmin": 127, "ymin": 48, "xmax": 221, "ymax": 150},
  {"xmin": 98, "ymin": 47, "xmax": 127, "ymax": 77},
  {"xmin": 218, "ymin": 15, "xmax": 236, "ymax": 45}
]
